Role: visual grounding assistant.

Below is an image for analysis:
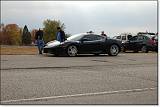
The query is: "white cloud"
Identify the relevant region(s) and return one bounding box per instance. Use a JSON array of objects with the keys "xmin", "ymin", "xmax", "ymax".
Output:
[{"xmin": 1, "ymin": 1, "xmax": 157, "ymax": 36}]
